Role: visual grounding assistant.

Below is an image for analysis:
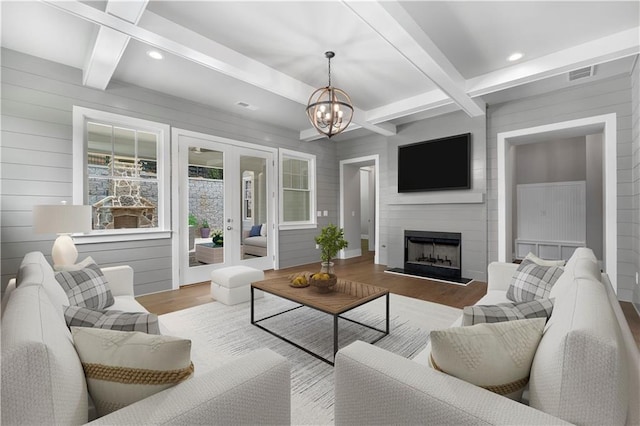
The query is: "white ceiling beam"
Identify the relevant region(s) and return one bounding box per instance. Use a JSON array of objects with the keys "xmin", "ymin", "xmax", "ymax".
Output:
[
  {"xmin": 82, "ymin": 0, "xmax": 148, "ymax": 90},
  {"xmin": 466, "ymin": 27, "xmax": 640, "ymax": 97},
  {"xmin": 344, "ymin": 0, "xmax": 485, "ymax": 118},
  {"xmin": 43, "ymin": 0, "xmax": 395, "ymax": 139},
  {"xmin": 366, "ymin": 89, "xmax": 453, "ymax": 123}
]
